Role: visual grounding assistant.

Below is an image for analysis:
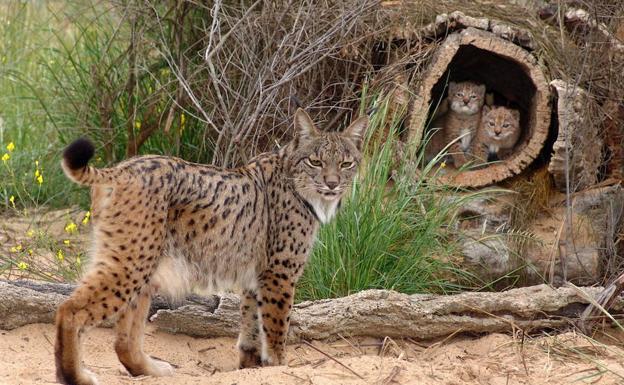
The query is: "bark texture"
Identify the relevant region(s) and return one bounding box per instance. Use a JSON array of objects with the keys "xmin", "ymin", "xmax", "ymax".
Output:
[
  {"xmin": 3, "ymin": 280, "xmax": 621, "ymax": 341},
  {"xmin": 405, "ymin": 26, "xmax": 550, "ymax": 187}
]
